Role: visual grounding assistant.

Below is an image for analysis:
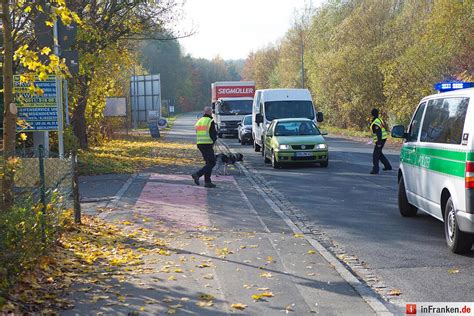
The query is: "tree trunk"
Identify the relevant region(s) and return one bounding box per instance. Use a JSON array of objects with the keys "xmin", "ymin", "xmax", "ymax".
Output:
[
  {"xmin": 71, "ymin": 74, "xmax": 89, "ymax": 149},
  {"xmin": 2, "ymin": 0, "xmax": 16, "ymax": 209}
]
